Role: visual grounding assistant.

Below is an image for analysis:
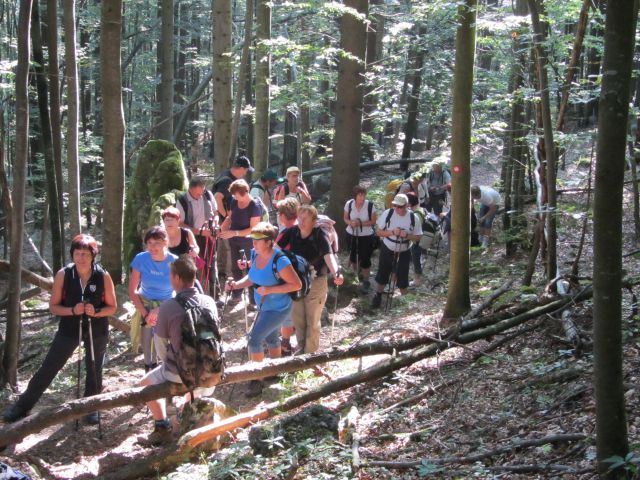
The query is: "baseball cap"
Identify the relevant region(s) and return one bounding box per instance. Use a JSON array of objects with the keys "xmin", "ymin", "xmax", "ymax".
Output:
[
  {"xmin": 391, "ymin": 194, "xmax": 409, "ymax": 207},
  {"xmin": 234, "ymin": 155, "xmax": 255, "ymax": 172},
  {"xmin": 286, "ymin": 166, "xmax": 300, "ymax": 176},
  {"xmin": 262, "ymin": 169, "xmax": 279, "ymax": 181}
]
